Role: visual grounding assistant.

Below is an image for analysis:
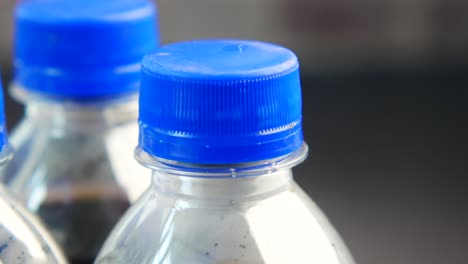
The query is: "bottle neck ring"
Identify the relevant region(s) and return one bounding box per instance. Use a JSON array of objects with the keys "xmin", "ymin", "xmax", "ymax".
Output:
[{"xmin": 135, "ymin": 143, "xmax": 308, "ymax": 179}]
